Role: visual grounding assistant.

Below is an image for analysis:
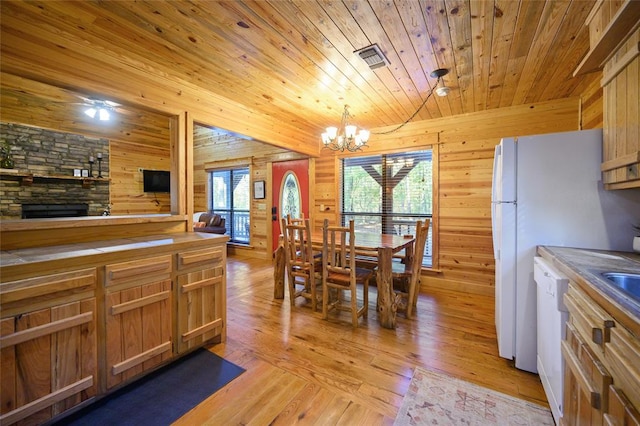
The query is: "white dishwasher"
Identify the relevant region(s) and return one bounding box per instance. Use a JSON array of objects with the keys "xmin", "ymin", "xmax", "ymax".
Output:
[{"xmin": 533, "ymin": 256, "xmax": 569, "ymax": 425}]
